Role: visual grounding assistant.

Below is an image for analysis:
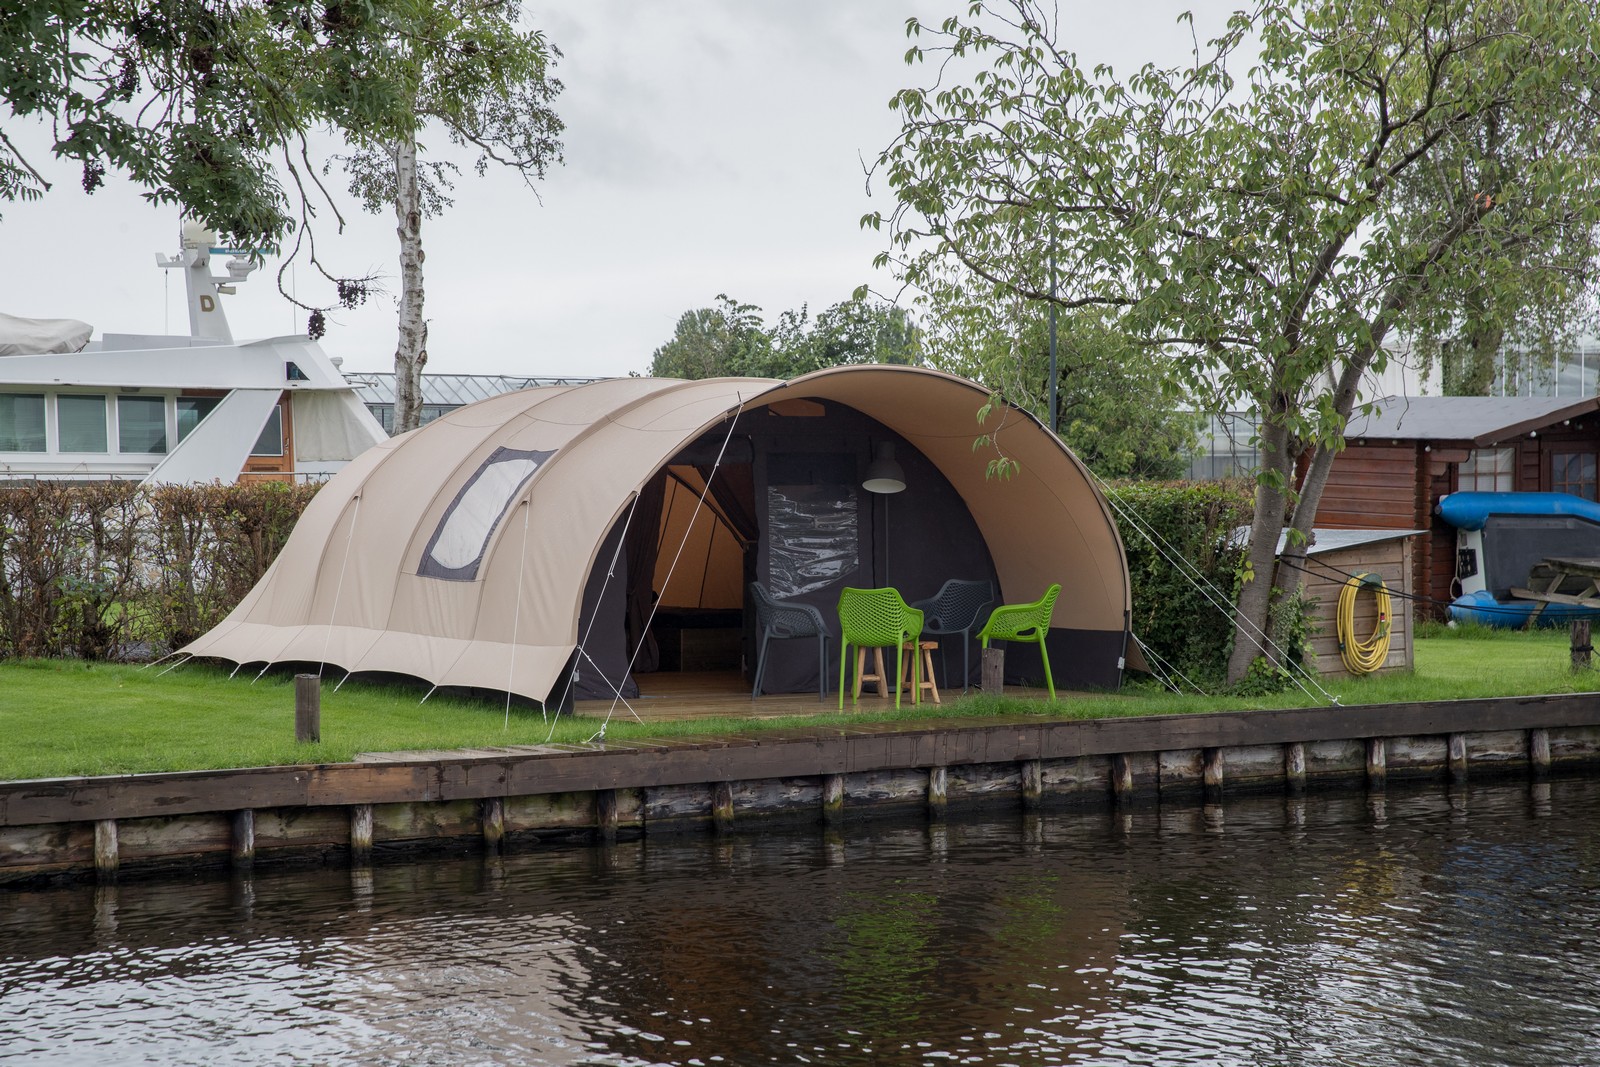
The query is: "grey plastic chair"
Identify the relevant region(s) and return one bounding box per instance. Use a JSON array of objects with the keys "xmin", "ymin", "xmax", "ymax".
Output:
[
  {"xmin": 749, "ymin": 582, "xmax": 830, "ymax": 701},
  {"xmin": 910, "ymin": 578, "xmax": 994, "ymax": 692}
]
